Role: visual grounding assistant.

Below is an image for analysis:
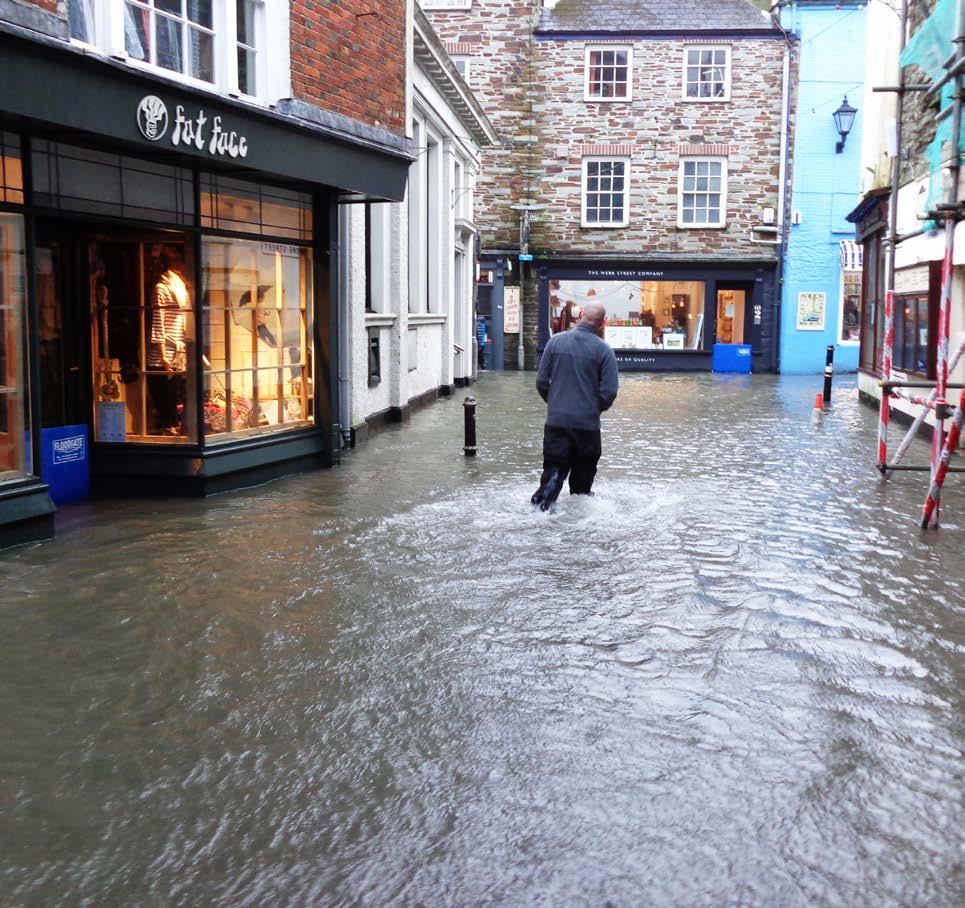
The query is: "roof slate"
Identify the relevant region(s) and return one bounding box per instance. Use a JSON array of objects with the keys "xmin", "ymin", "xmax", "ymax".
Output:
[{"xmin": 537, "ymin": 0, "xmax": 778, "ymax": 34}]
